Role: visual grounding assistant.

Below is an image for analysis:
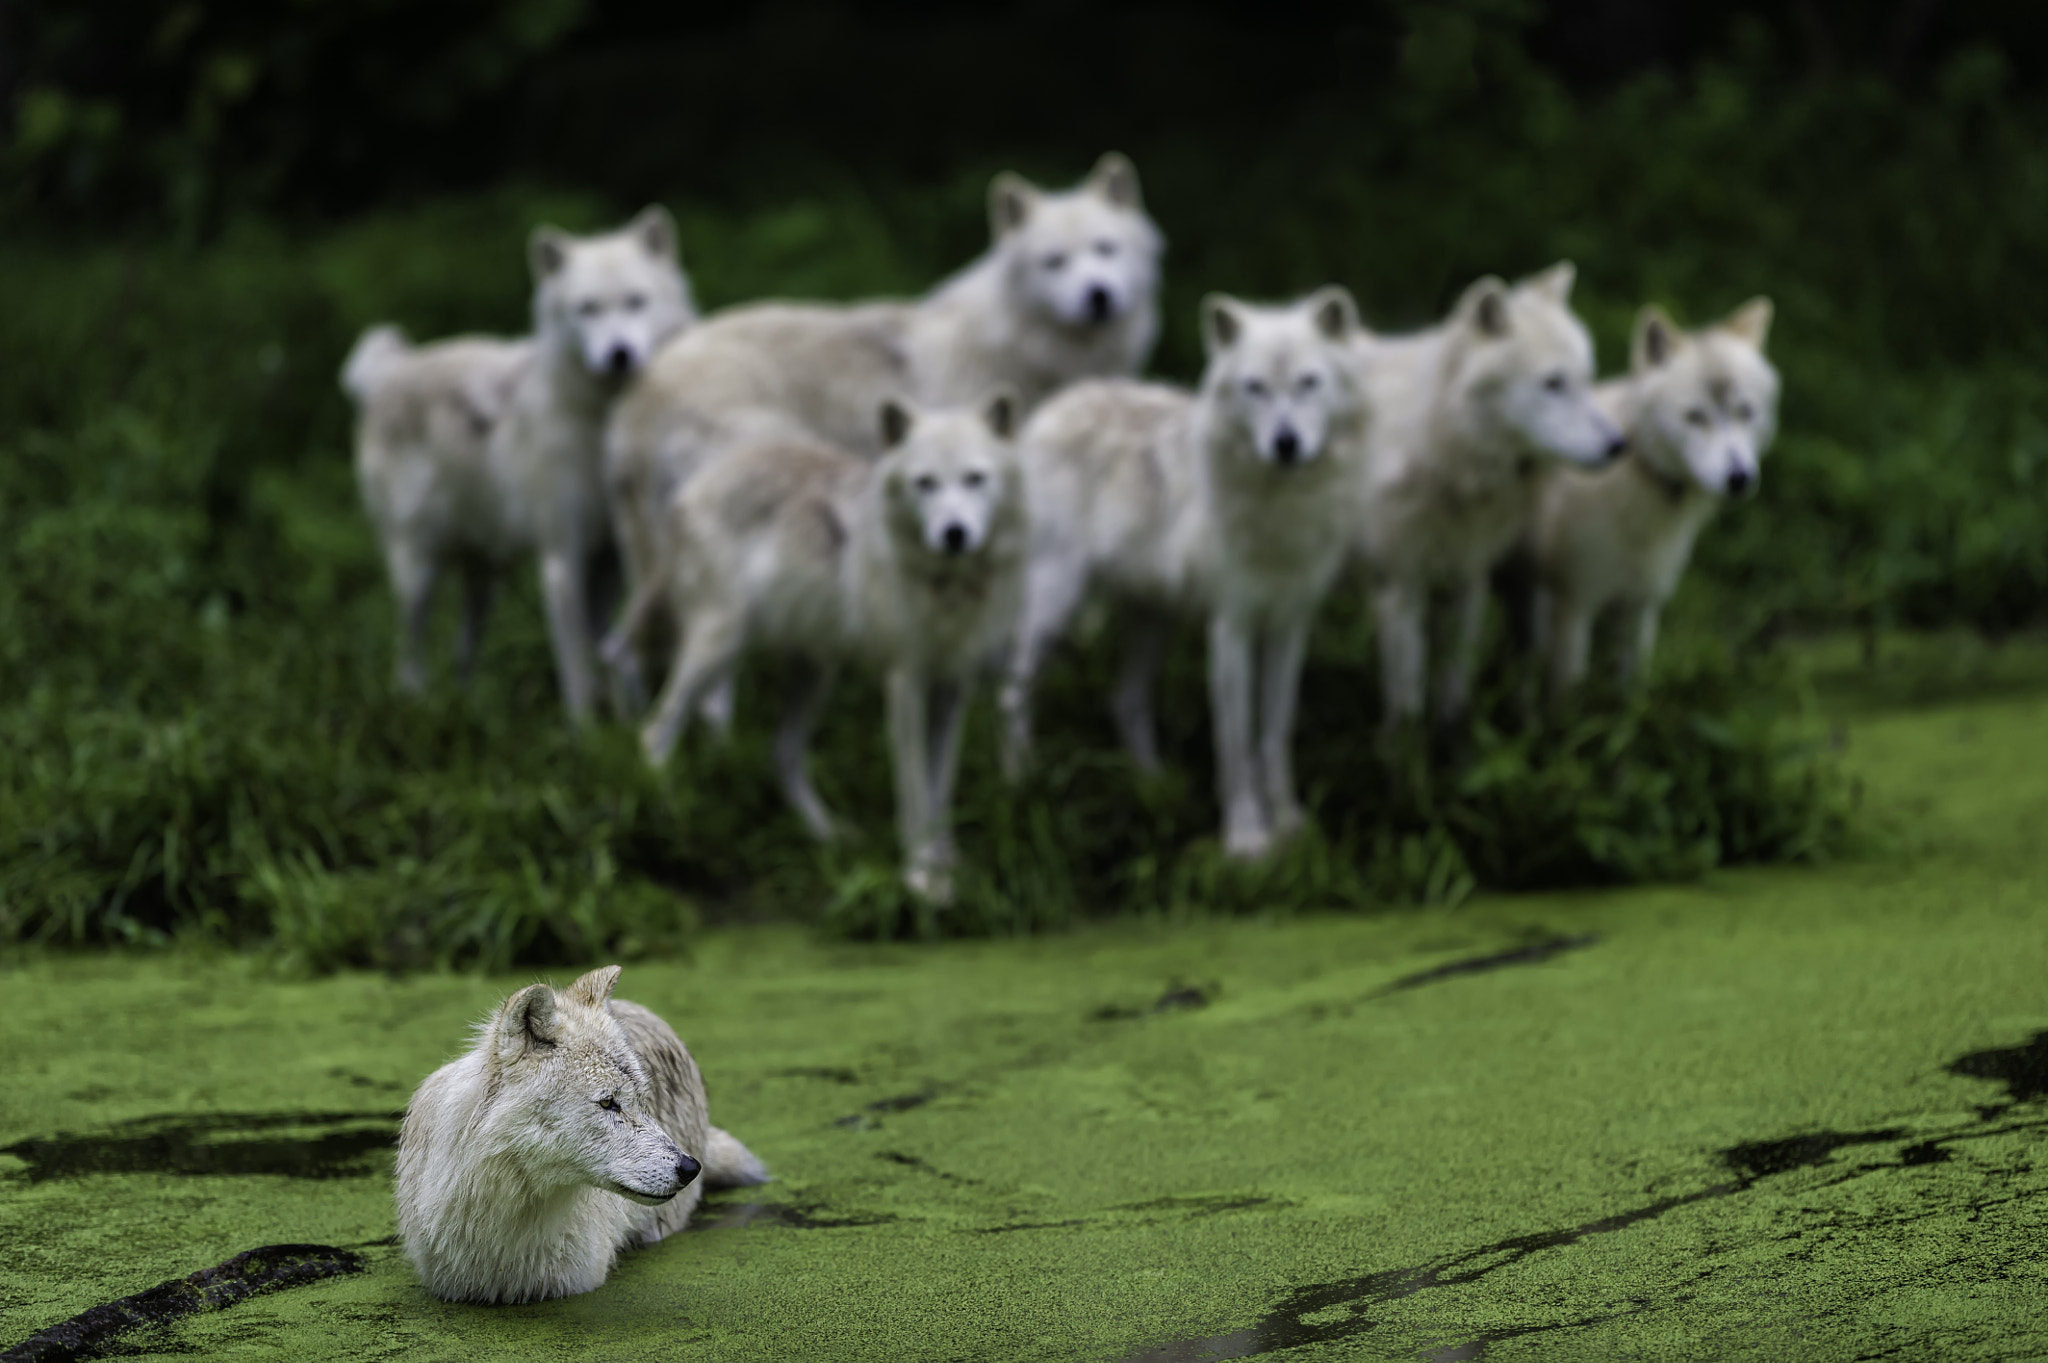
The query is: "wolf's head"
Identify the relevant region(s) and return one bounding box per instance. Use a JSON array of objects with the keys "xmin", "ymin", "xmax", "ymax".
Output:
[
  {"xmin": 878, "ymin": 392, "xmax": 1022, "ymax": 559},
  {"xmin": 1446, "ymin": 262, "xmax": 1624, "ymax": 469},
  {"xmin": 1625, "ymin": 299, "xmax": 1778, "ymax": 498},
  {"xmin": 1200, "ymin": 286, "xmax": 1368, "ymax": 468},
  {"xmin": 531, "ymin": 208, "xmax": 697, "ymax": 385},
  {"xmin": 479, "ymin": 966, "xmax": 699, "ymax": 1206},
  {"xmin": 989, "ymin": 153, "xmax": 1163, "ymax": 335}
]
